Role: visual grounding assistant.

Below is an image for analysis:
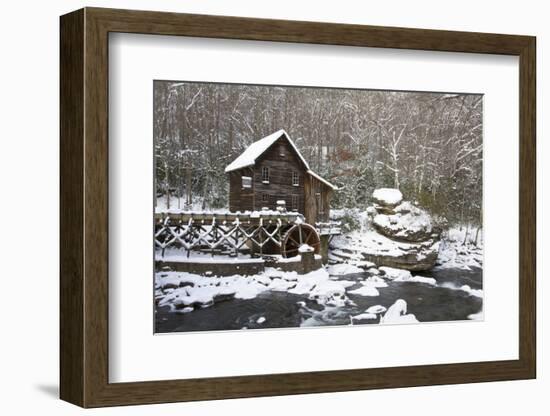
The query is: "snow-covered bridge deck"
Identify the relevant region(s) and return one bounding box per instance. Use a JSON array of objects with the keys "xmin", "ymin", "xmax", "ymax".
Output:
[{"xmin": 154, "ymin": 210, "xmax": 304, "ymax": 226}]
